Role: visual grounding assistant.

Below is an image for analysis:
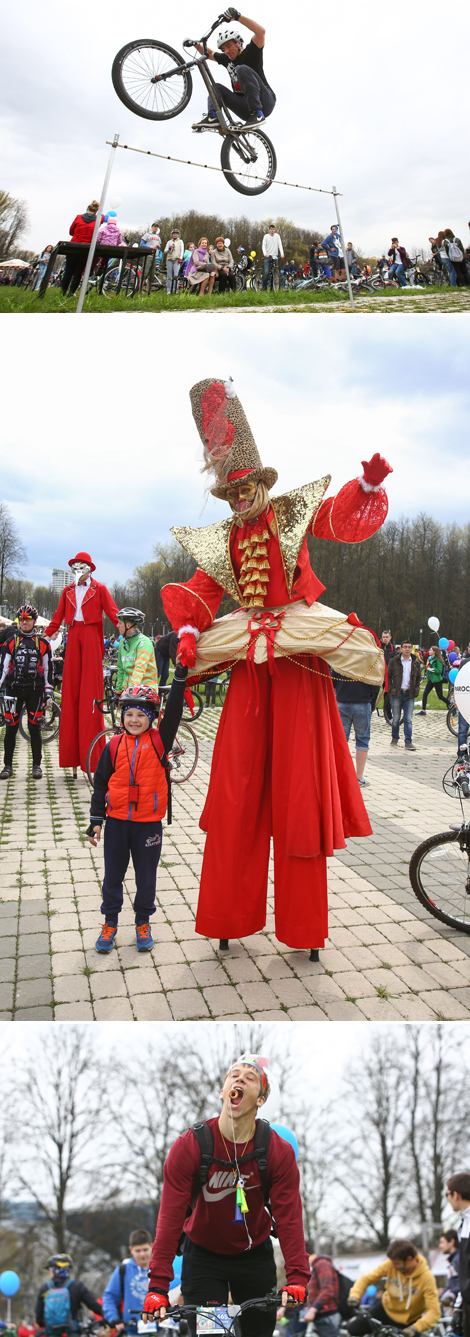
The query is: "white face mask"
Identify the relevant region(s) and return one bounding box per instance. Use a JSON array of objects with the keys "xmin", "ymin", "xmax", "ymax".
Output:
[{"xmin": 71, "ymin": 562, "xmax": 91, "ymax": 585}]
